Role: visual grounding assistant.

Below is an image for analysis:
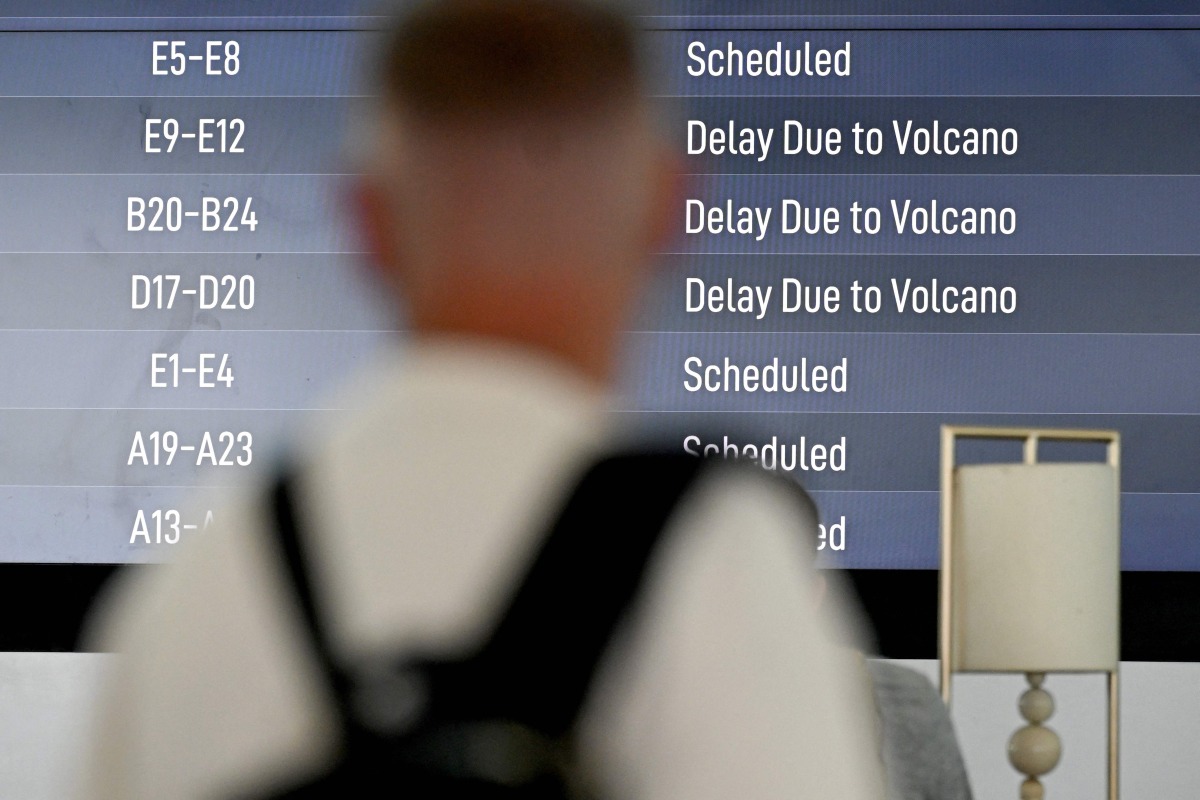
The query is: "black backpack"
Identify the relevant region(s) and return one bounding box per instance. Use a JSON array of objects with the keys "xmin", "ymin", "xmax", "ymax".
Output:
[{"xmin": 249, "ymin": 452, "xmax": 715, "ymax": 799}]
